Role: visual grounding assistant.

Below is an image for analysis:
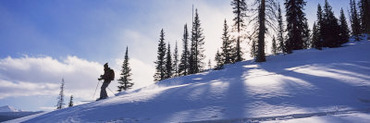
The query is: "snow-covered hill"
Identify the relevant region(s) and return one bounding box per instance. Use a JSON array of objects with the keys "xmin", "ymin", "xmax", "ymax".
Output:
[{"xmin": 14, "ymin": 40, "xmax": 370, "ymax": 122}]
